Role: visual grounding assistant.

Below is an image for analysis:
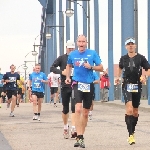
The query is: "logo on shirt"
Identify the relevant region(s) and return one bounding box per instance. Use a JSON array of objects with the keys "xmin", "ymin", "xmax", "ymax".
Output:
[
  {"xmin": 87, "ymin": 55, "xmax": 91, "ymax": 57},
  {"xmin": 75, "ymin": 58, "xmax": 86, "ymax": 67}
]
